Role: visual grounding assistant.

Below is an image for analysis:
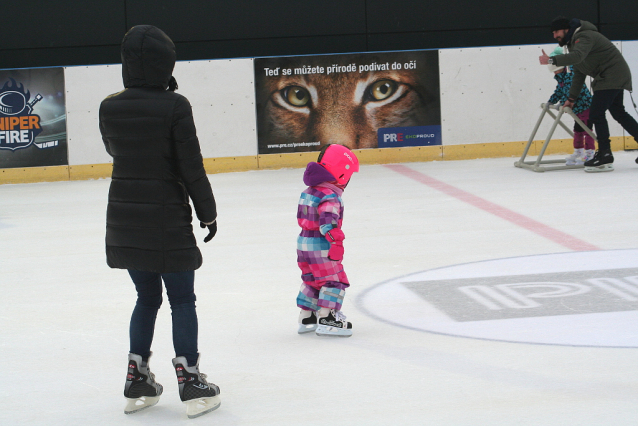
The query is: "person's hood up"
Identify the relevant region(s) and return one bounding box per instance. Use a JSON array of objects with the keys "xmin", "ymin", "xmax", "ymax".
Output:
[
  {"xmin": 566, "ymin": 19, "xmax": 597, "ymax": 45},
  {"xmin": 121, "ymin": 25, "xmax": 176, "ymax": 89},
  {"xmin": 303, "ymin": 162, "xmax": 337, "ymax": 187},
  {"xmin": 576, "ymin": 20, "xmax": 598, "ymax": 34}
]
